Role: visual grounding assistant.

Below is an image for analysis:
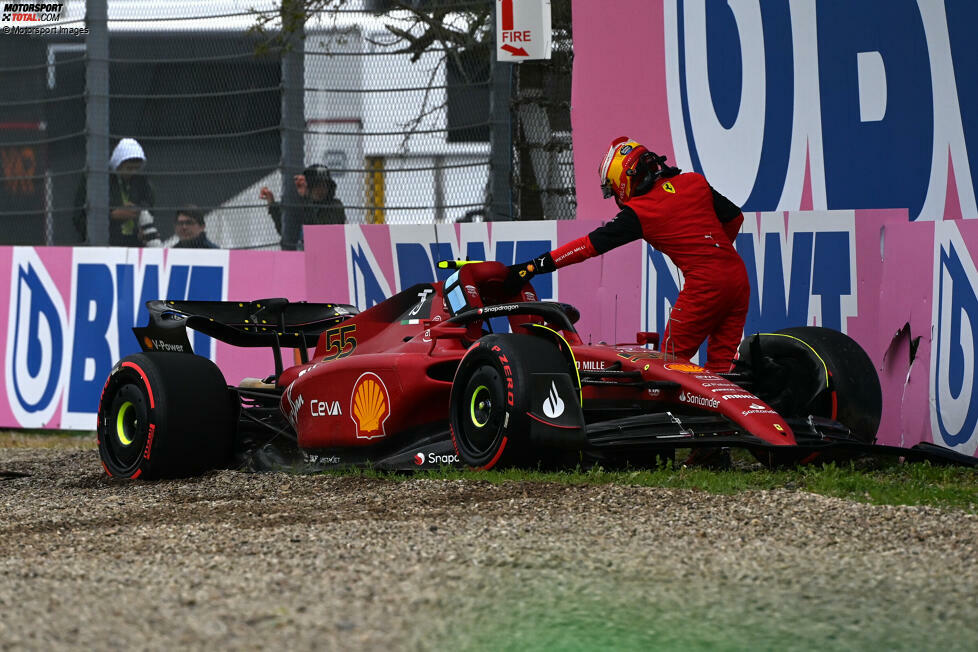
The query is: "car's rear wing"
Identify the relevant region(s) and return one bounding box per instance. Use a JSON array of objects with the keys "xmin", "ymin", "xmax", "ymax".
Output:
[{"xmin": 133, "ymin": 298, "xmax": 358, "ymax": 373}]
